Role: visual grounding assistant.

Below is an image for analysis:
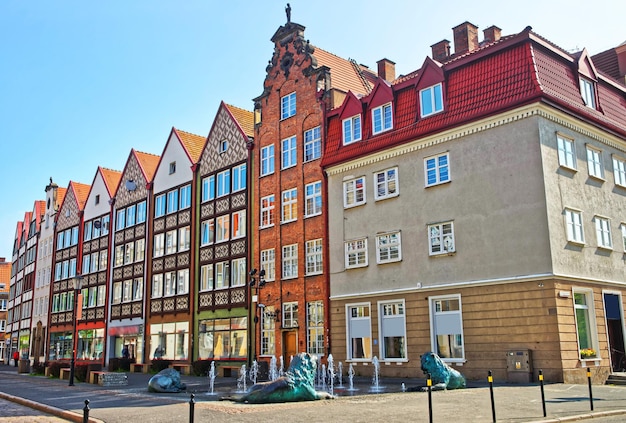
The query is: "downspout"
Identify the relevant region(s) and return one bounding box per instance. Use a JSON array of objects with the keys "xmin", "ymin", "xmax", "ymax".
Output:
[{"xmin": 190, "ymin": 163, "xmax": 199, "ymax": 364}]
